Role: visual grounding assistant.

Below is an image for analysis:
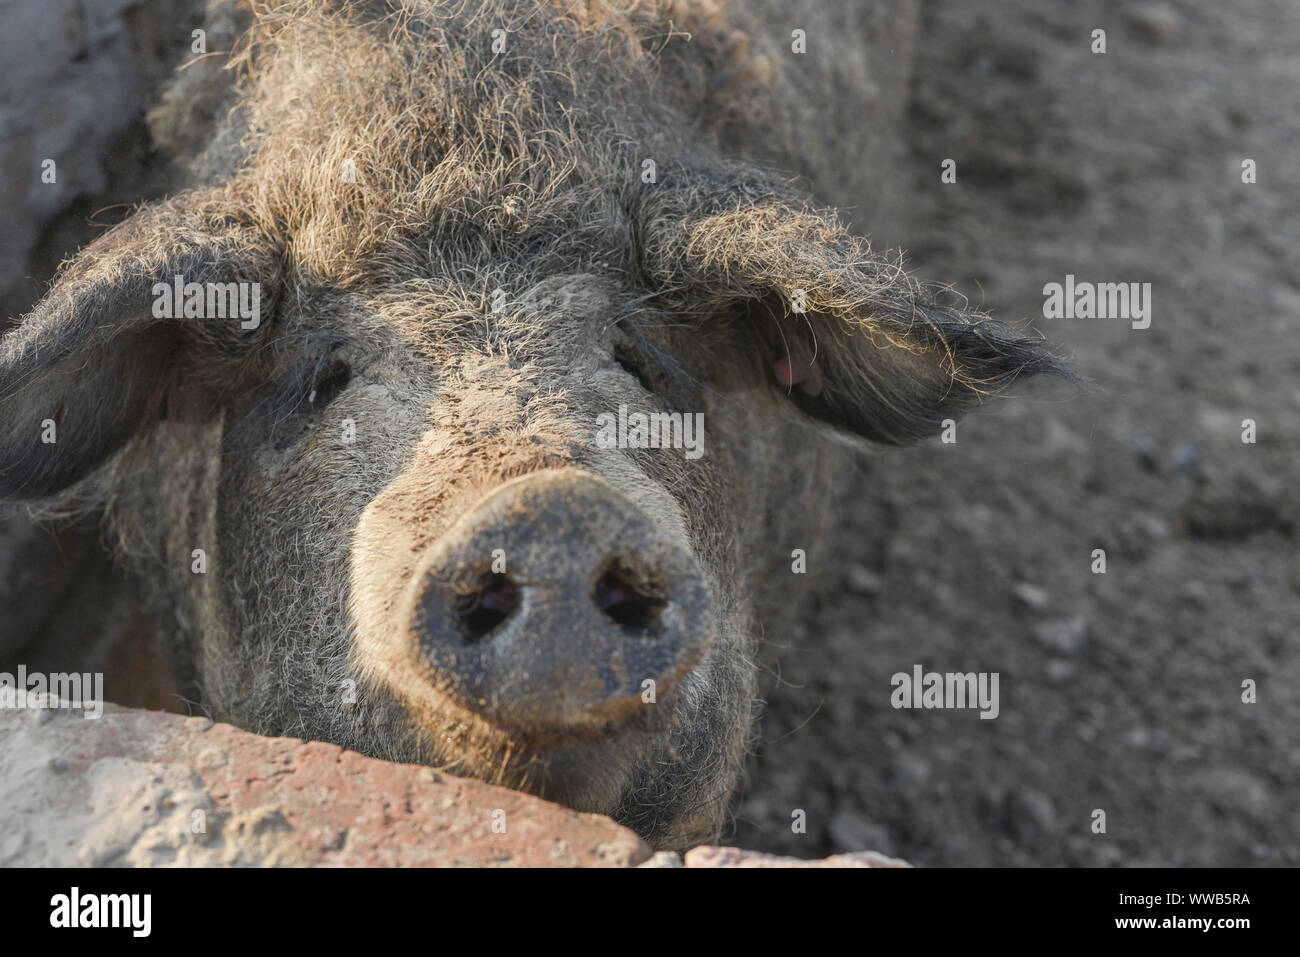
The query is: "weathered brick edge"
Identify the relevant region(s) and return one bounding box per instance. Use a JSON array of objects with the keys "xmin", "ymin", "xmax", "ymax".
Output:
[
  {"xmin": 0, "ymin": 703, "xmax": 649, "ymax": 866},
  {"xmin": 1, "ymin": 704, "xmax": 910, "ymax": 867}
]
